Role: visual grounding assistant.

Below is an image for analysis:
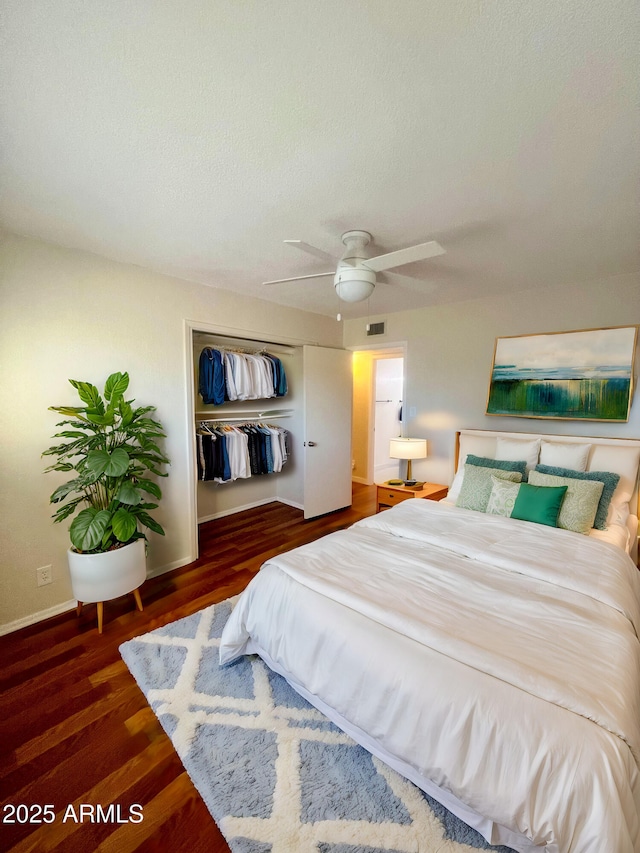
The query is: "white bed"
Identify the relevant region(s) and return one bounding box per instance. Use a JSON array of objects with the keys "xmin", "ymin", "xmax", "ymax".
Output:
[{"xmin": 220, "ymin": 430, "xmax": 640, "ymax": 852}]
